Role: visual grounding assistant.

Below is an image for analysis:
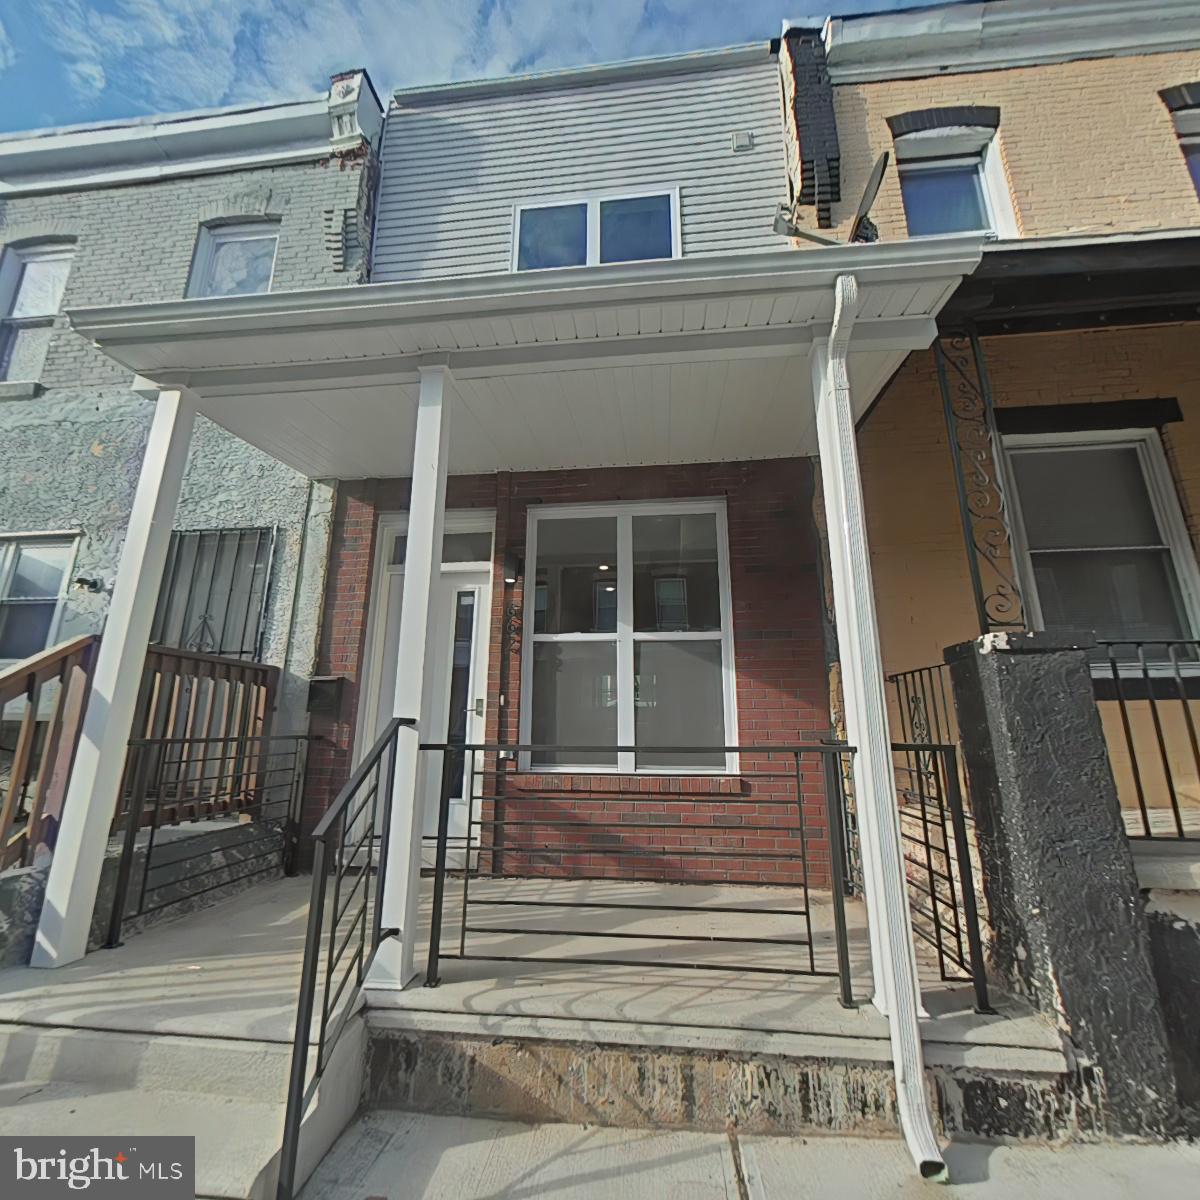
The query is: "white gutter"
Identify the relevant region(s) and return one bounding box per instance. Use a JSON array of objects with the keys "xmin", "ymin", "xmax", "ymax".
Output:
[
  {"xmin": 820, "ymin": 274, "xmax": 946, "ymax": 1180},
  {"xmin": 69, "ymin": 236, "xmax": 984, "ymax": 343}
]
